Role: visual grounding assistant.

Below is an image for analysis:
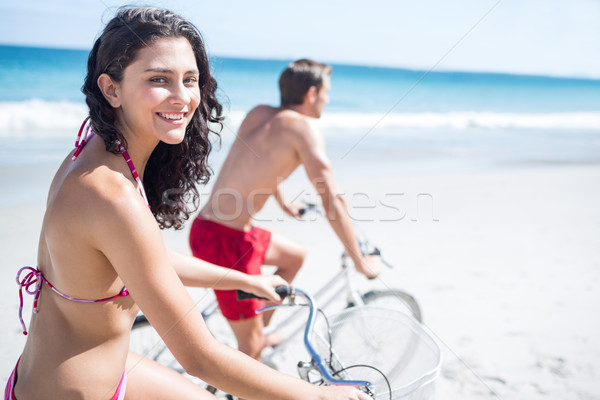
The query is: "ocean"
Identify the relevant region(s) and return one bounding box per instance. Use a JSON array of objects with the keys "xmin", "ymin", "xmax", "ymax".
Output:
[{"xmin": 1, "ymin": 44, "xmax": 600, "ymax": 174}]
